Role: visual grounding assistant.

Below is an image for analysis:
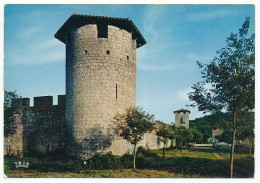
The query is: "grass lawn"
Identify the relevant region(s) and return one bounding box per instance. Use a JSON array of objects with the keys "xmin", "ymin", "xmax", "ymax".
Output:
[{"xmin": 4, "ymin": 147, "xmax": 254, "ymax": 178}]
